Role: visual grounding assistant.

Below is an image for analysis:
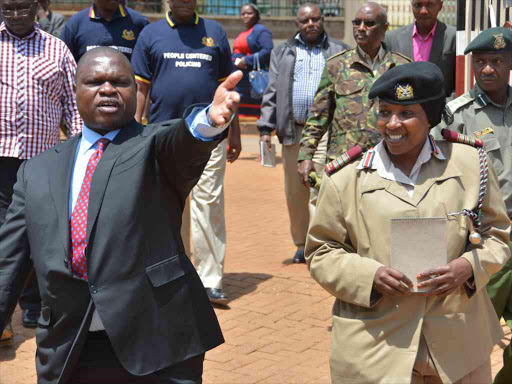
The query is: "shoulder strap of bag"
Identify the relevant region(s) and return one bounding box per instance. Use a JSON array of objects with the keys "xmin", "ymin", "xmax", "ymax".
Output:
[{"xmin": 253, "ymin": 52, "xmax": 261, "ymax": 71}]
